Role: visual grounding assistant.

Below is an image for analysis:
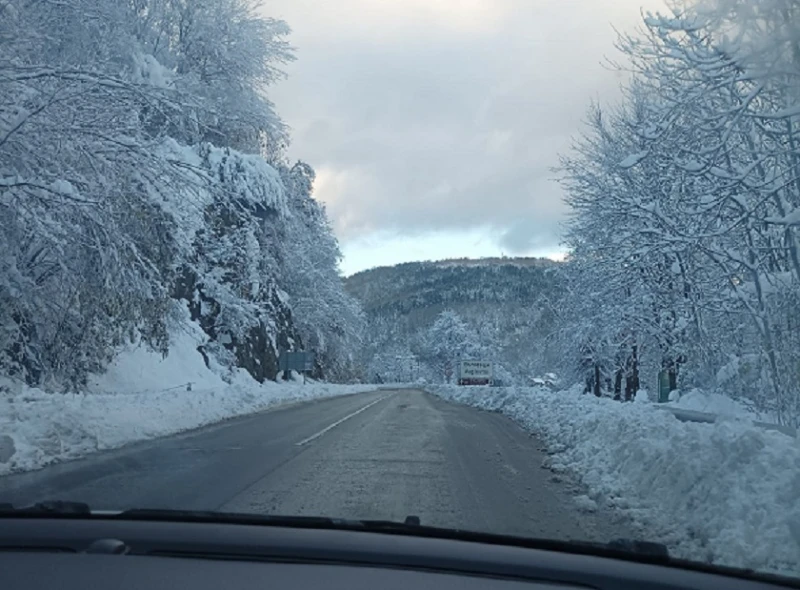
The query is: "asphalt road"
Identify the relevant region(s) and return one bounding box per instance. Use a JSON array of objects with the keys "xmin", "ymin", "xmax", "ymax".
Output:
[{"xmin": 0, "ymin": 389, "xmax": 633, "ymax": 541}]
